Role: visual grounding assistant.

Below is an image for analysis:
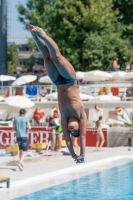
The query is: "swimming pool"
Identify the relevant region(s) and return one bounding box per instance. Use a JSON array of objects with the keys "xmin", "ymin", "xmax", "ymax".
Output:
[{"xmin": 14, "ymin": 162, "xmax": 133, "ymax": 200}]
